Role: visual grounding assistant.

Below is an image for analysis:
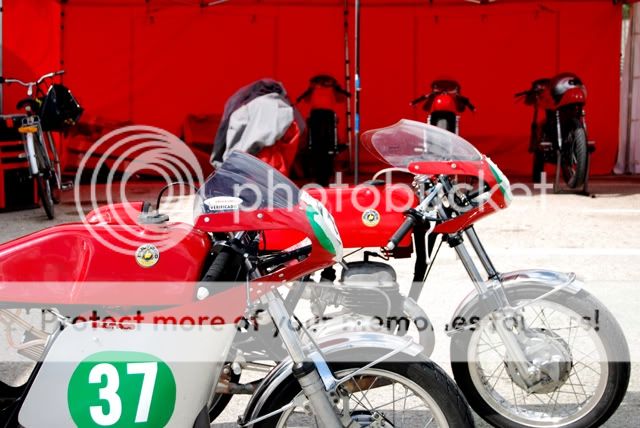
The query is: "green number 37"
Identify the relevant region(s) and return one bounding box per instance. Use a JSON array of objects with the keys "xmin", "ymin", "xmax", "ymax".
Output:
[{"xmin": 68, "ymin": 352, "xmax": 176, "ymax": 427}]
